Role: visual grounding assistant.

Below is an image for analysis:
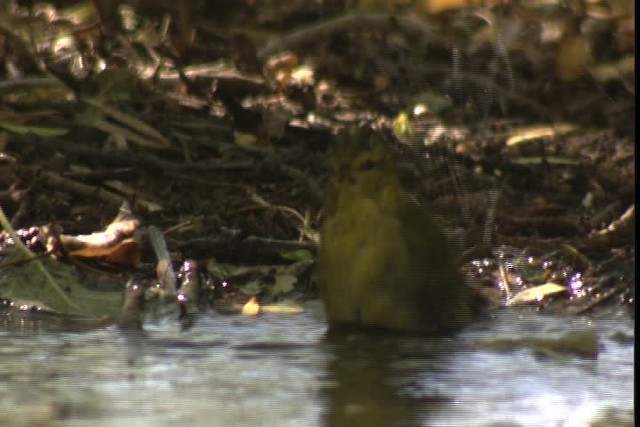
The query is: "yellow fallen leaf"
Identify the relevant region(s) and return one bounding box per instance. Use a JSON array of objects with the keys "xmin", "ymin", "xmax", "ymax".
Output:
[
  {"xmin": 242, "ymin": 296, "xmax": 261, "ymax": 316},
  {"xmin": 508, "ymin": 283, "xmax": 568, "ymax": 305},
  {"xmin": 261, "ymin": 303, "xmax": 304, "ymax": 315},
  {"xmin": 393, "ymin": 112, "xmax": 414, "ymax": 139},
  {"xmin": 506, "ymin": 123, "xmax": 577, "ymax": 146}
]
